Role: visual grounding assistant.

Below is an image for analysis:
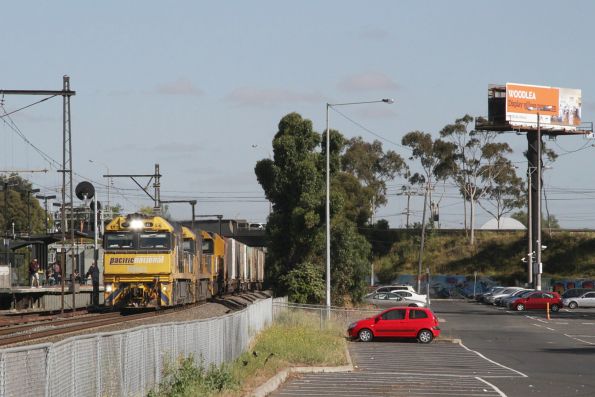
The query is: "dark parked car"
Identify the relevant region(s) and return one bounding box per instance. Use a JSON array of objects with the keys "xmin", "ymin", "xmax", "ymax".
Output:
[
  {"xmin": 509, "ymin": 291, "xmax": 562, "ymax": 312},
  {"xmin": 561, "ymin": 288, "xmax": 595, "ymax": 300},
  {"xmin": 348, "ymin": 306, "xmax": 441, "ymax": 343}
]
